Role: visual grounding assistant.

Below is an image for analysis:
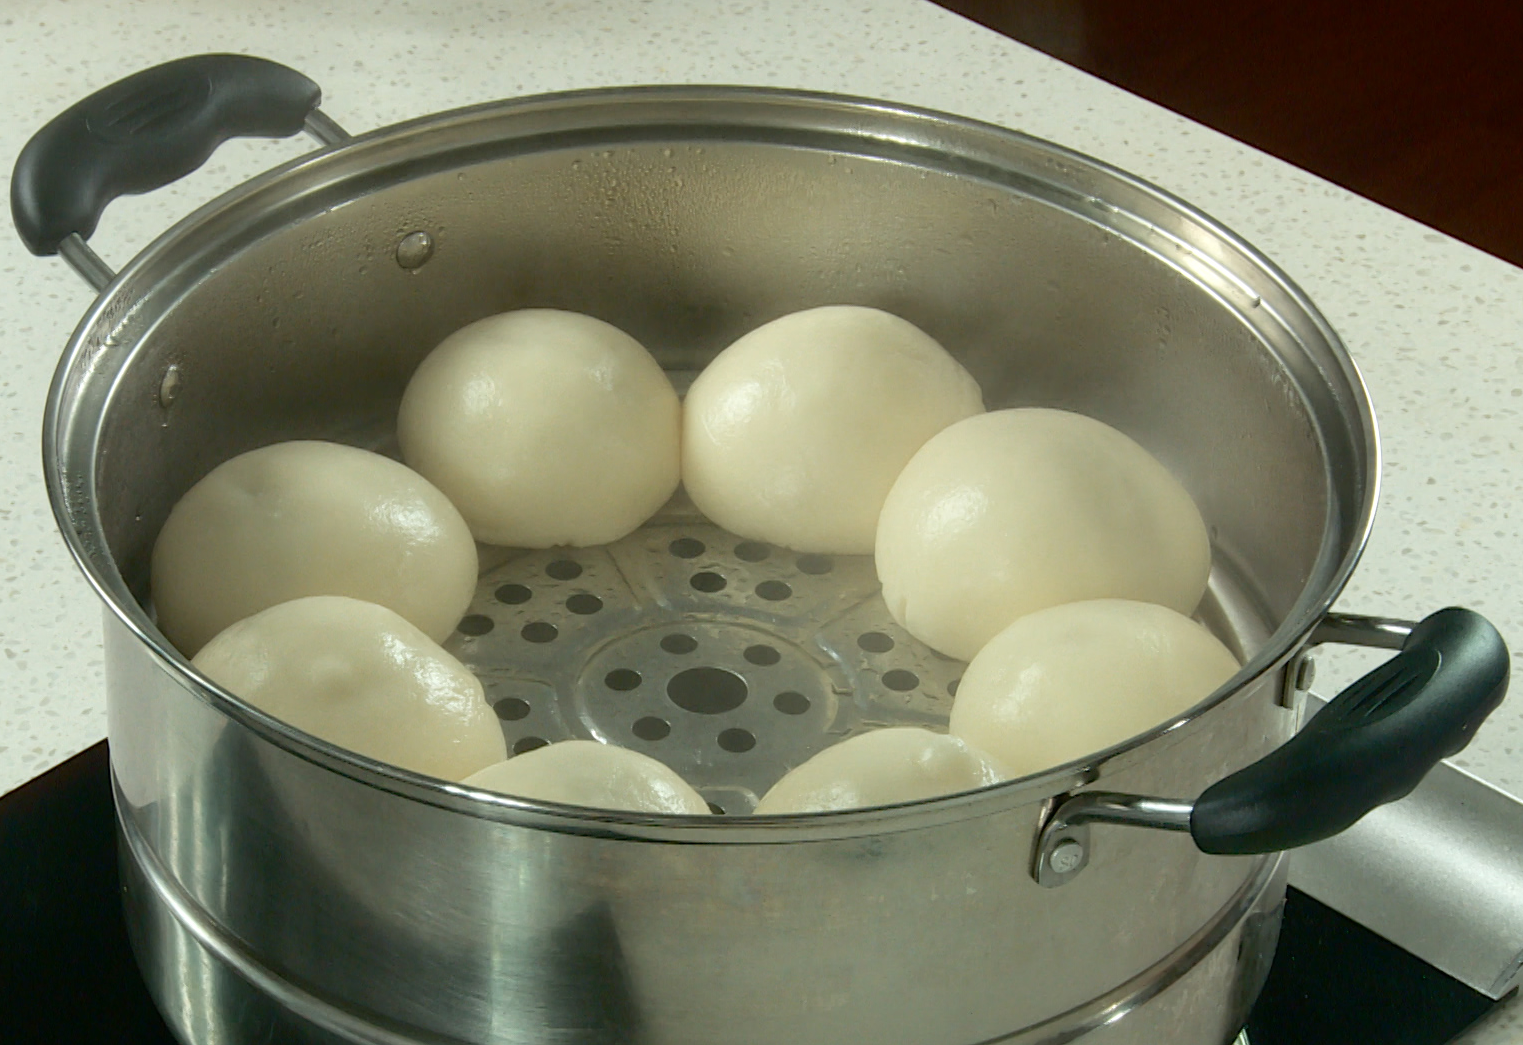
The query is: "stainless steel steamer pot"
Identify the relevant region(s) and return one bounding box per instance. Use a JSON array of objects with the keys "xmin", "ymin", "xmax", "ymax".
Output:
[{"xmin": 14, "ymin": 56, "xmax": 1509, "ymax": 1045}]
